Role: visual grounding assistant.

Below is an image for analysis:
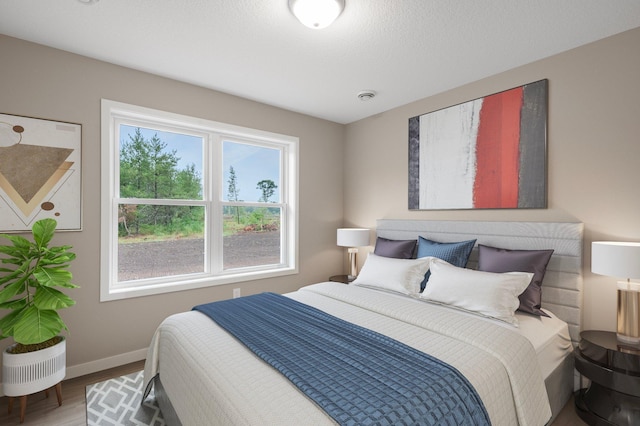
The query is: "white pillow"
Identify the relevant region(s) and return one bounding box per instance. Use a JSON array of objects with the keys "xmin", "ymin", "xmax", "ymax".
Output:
[
  {"xmin": 351, "ymin": 253, "xmax": 431, "ymax": 295},
  {"xmin": 420, "ymin": 258, "xmax": 533, "ymax": 325}
]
